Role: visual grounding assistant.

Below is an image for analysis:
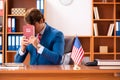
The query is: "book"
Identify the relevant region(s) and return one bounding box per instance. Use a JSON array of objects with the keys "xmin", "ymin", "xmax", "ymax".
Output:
[
  {"xmin": 23, "ymin": 24, "xmax": 35, "ymax": 39},
  {"xmin": 99, "ymin": 66, "xmax": 120, "ymax": 69},
  {"xmin": 4, "ymin": 63, "xmax": 24, "ymax": 67},
  {"xmin": 97, "ymin": 59, "xmax": 120, "ymax": 66},
  {"xmin": 93, "ymin": 7, "xmax": 99, "ymax": 19},
  {"xmin": 93, "ymin": 23, "xmax": 98, "ymax": 36},
  {"xmin": 93, "ymin": 7, "xmax": 97, "ymax": 19},
  {"xmin": 107, "ymin": 23, "xmax": 114, "ymax": 36}
]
